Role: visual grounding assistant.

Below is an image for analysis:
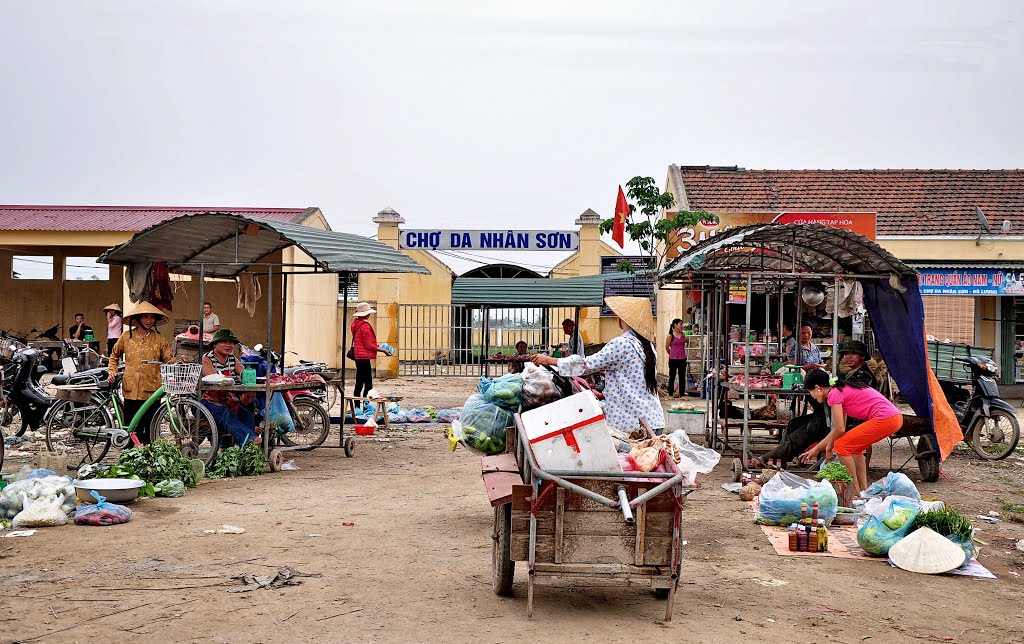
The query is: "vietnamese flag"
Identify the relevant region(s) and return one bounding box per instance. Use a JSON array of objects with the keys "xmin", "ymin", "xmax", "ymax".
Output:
[{"xmin": 612, "ymin": 185, "xmax": 628, "ymax": 248}]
